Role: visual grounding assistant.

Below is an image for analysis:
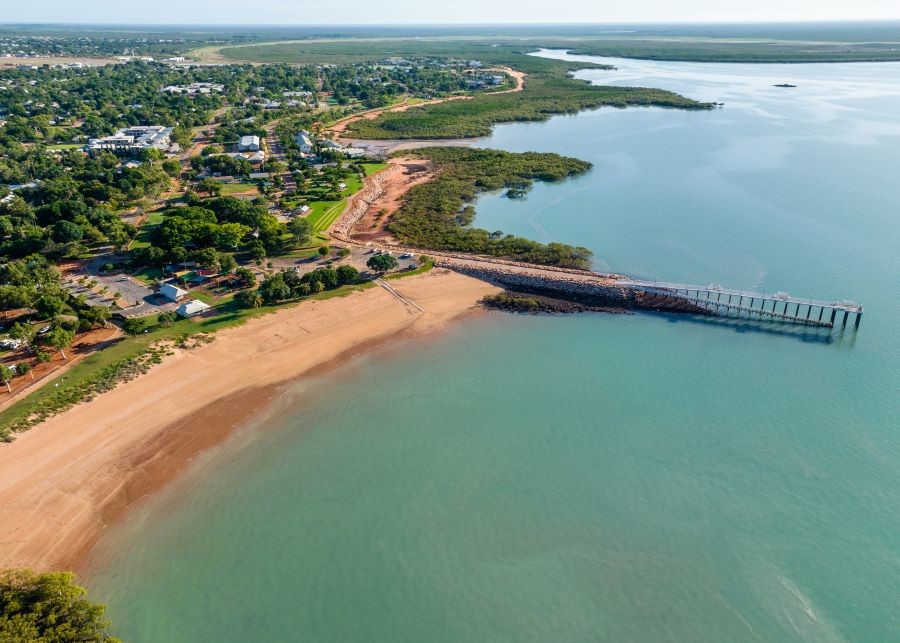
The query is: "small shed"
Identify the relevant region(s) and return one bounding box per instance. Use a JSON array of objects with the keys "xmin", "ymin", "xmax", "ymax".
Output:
[{"xmin": 176, "ymin": 299, "xmax": 212, "ymax": 318}]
